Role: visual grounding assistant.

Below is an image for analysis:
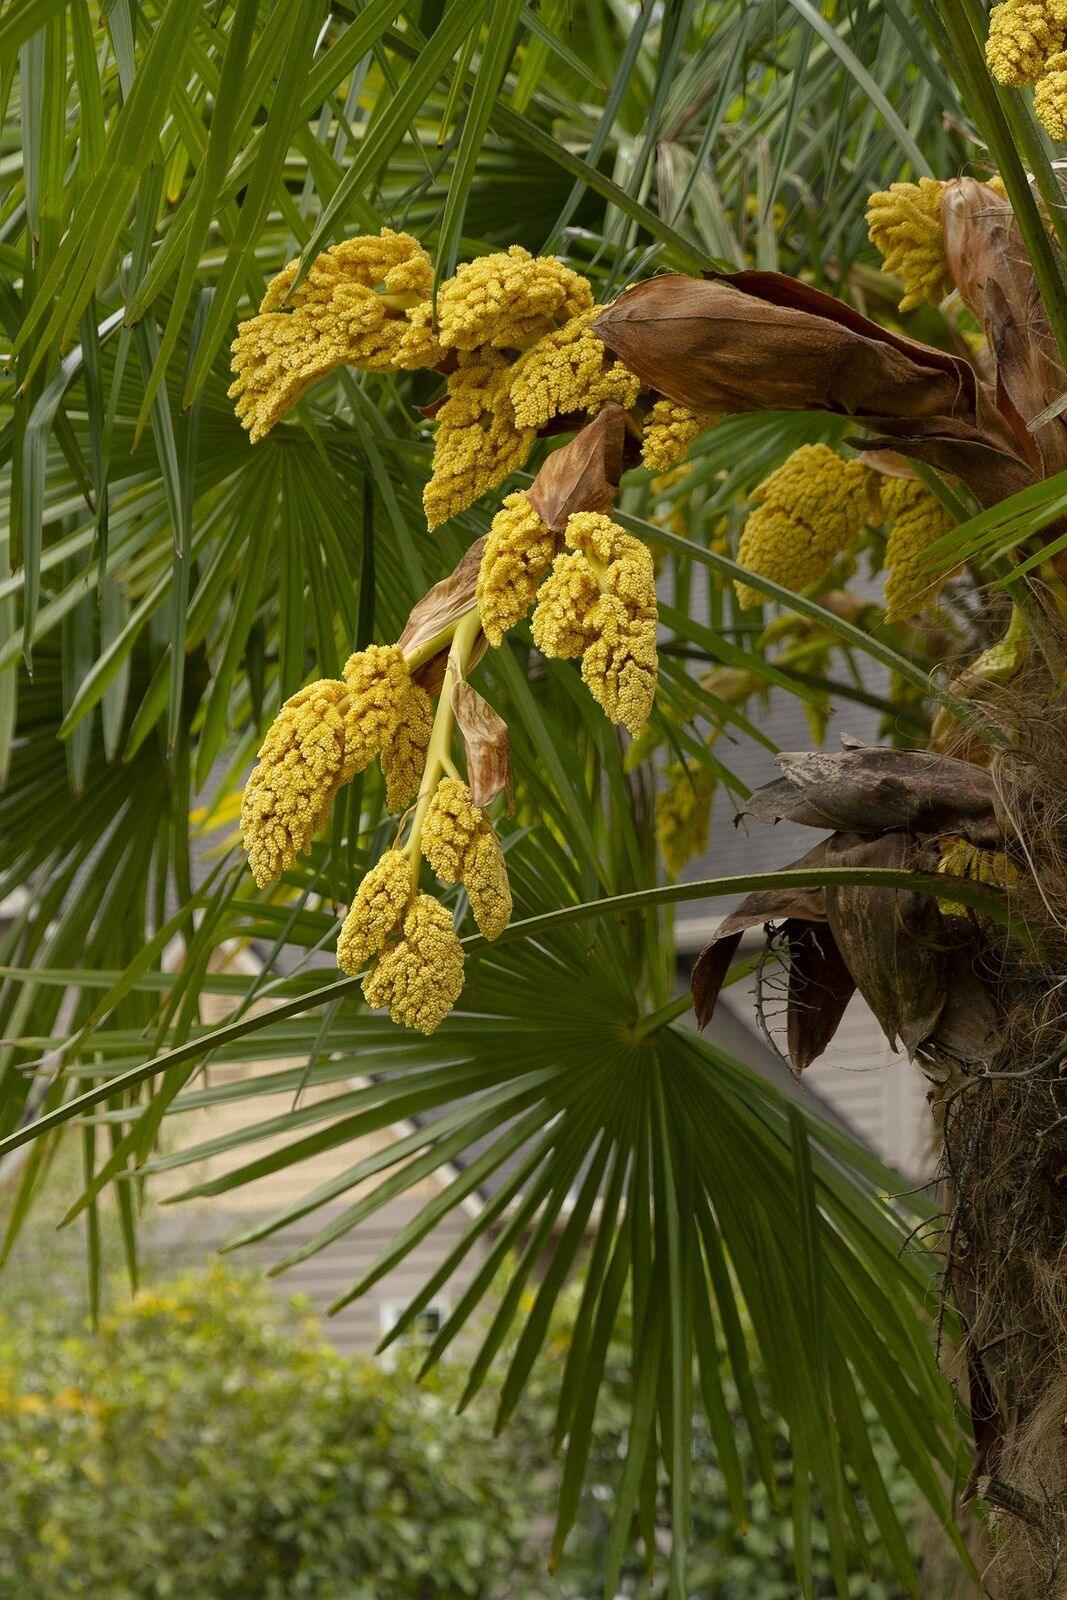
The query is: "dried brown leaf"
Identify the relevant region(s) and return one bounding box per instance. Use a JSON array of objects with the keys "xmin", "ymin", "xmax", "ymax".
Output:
[
  {"xmin": 593, "ymin": 272, "xmax": 1036, "ymax": 508},
  {"xmin": 452, "ymin": 677, "xmax": 511, "ymax": 809},
  {"xmin": 741, "ymin": 747, "xmax": 1001, "ymax": 847},
  {"xmin": 943, "ymin": 177, "xmax": 1067, "ymax": 477},
  {"xmin": 526, "ymin": 403, "xmax": 630, "ymax": 531},
  {"xmin": 783, "ymin": 918, "xmax": 856, "ymax": 1073},
  {"xmin": 400, "ymin": 540, "xmax": 488, "ymax": 695},
  {"xmin": 823, "ymin": 830, "xmax": 948, "ymax": 1057},
  {"xmin": 398, "ymin": 538, "xmax": 485, "ymax": 658},
  {"xmin": 691, "ymin": 841, "xmax": 831, "ymax": 1029}
]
